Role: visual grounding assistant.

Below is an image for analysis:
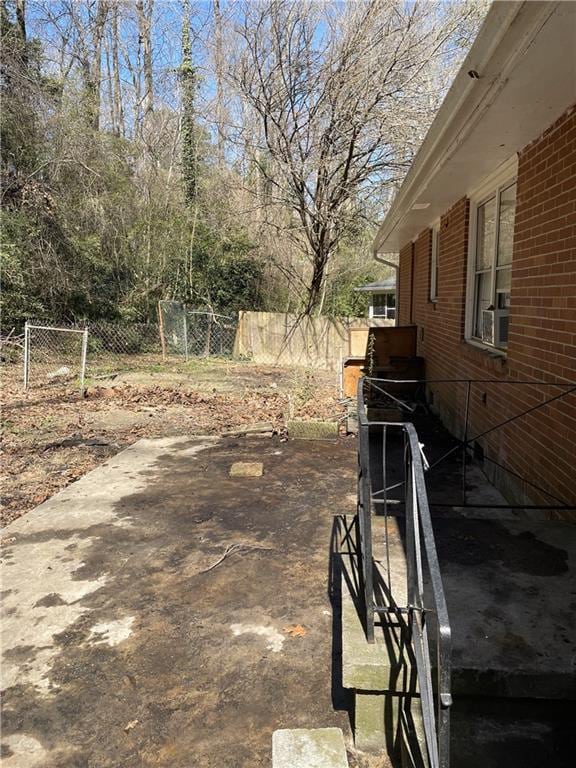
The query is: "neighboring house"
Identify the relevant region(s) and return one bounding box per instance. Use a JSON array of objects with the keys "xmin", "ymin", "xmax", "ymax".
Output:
[
  {"xmin": 354, "ymin": 277, "xmax": 396, "ymax": 320},
  {"xmin": 373, "ymin": 1, "xmax": 576, "ymax": 511}
]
